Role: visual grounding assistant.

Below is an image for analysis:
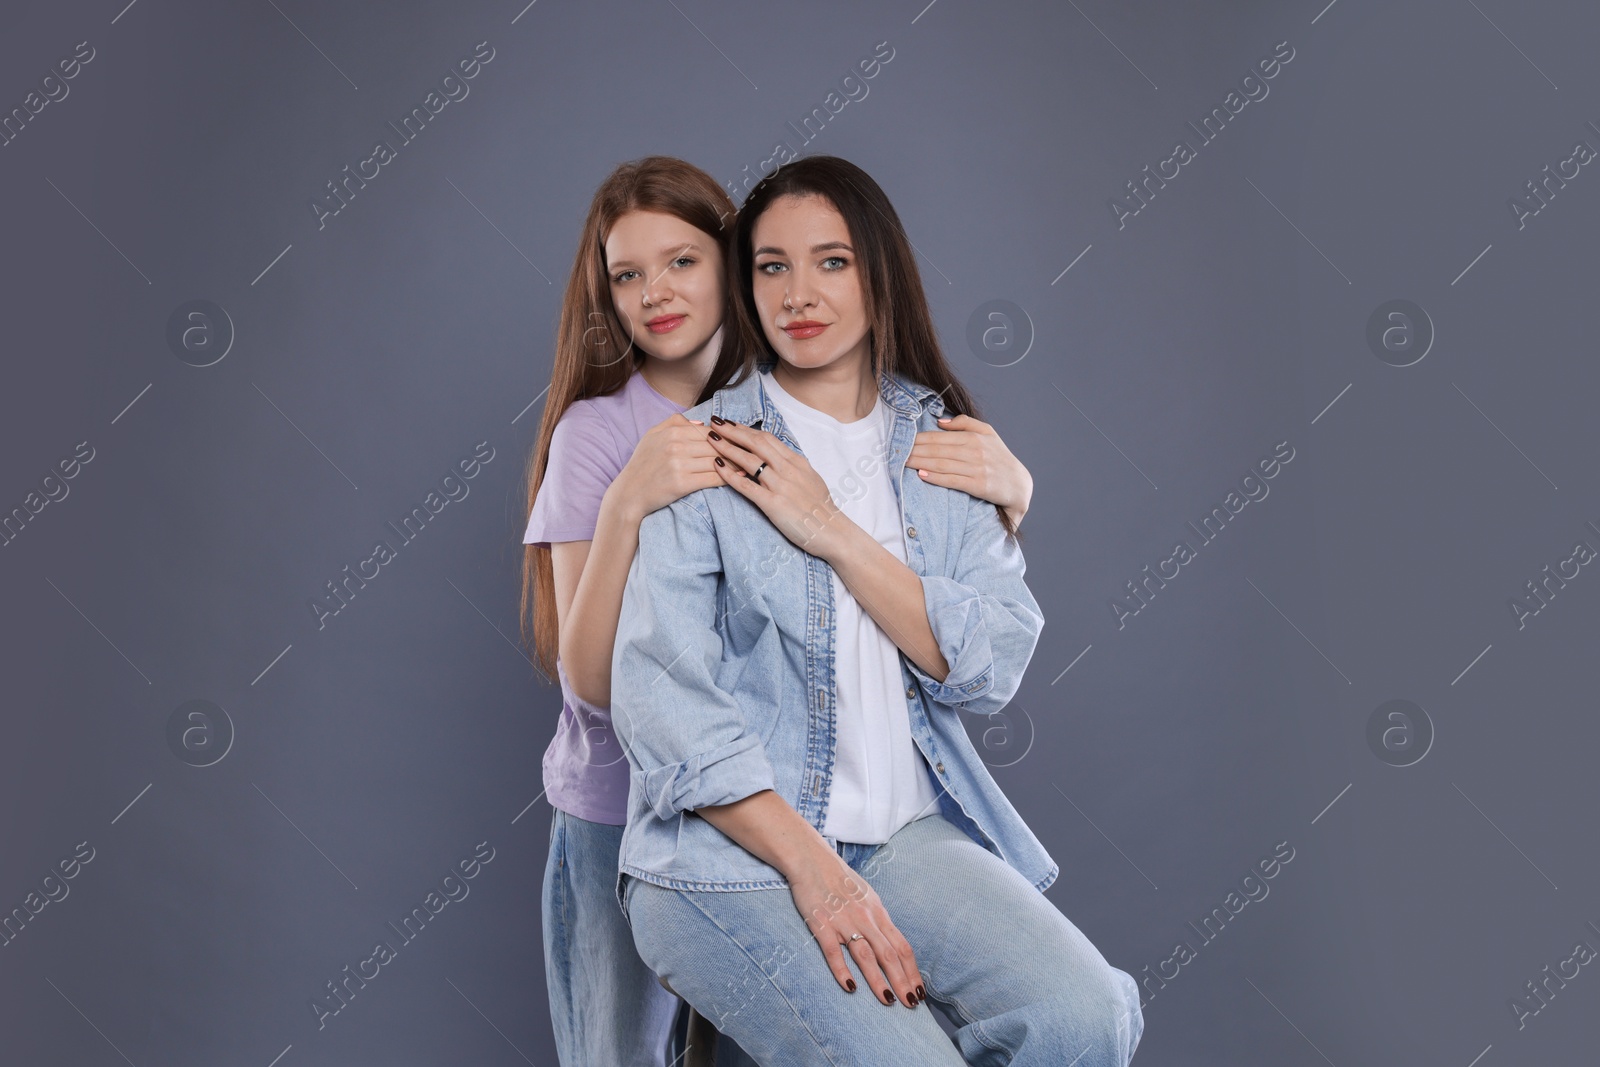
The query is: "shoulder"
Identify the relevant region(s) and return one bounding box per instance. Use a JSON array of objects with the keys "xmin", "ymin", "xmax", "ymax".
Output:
[
  {"xmin": 550, "ymin": 391, "xmax": 632, "ymax": 457},
  {"xmin": 916, "ymin": 392, "xmax": 950, "ymax": 424},
  {"xmin": 550, "ymin": 394, "xmax": 608, "ymax": 434},
  {"xmin": 556, "ymin": 392, "xmax": 621, "ymax": 431},
  {"xmin": 637, "ymin": 486, "xmax": 719, "ymax": 551},
  {"xmin": 682, "ymin": 394, "xmax": 717, "ymax": 424},
  {"xmin": 536, "ymin": 397, "xmax": 631, "ymax": 505},
  {"xmin": 883, "ymin": 371, "xmax": 949, "ymax": 423}
]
